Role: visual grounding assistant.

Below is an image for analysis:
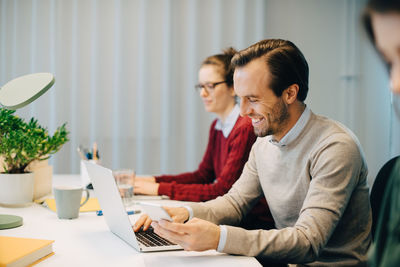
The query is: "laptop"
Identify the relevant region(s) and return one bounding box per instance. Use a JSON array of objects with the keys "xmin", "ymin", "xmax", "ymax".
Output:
[{"xmin": 83, "ymin": 161, "xmax": 183, "ymax": 252}]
